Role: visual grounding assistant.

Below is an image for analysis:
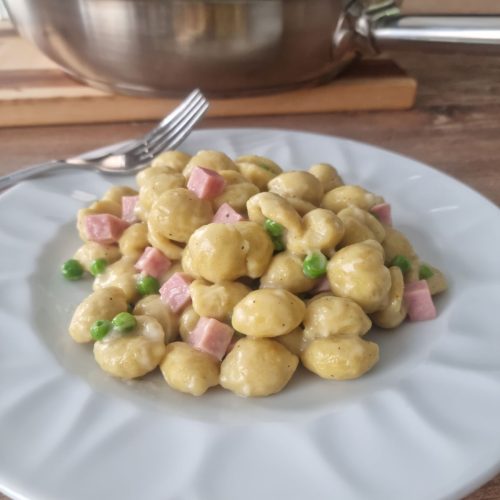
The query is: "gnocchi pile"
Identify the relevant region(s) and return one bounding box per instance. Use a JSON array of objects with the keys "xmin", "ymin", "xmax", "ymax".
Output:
[{"xmin": 65, "ymin": 149, "xmax": 447, "ymax": 398}]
